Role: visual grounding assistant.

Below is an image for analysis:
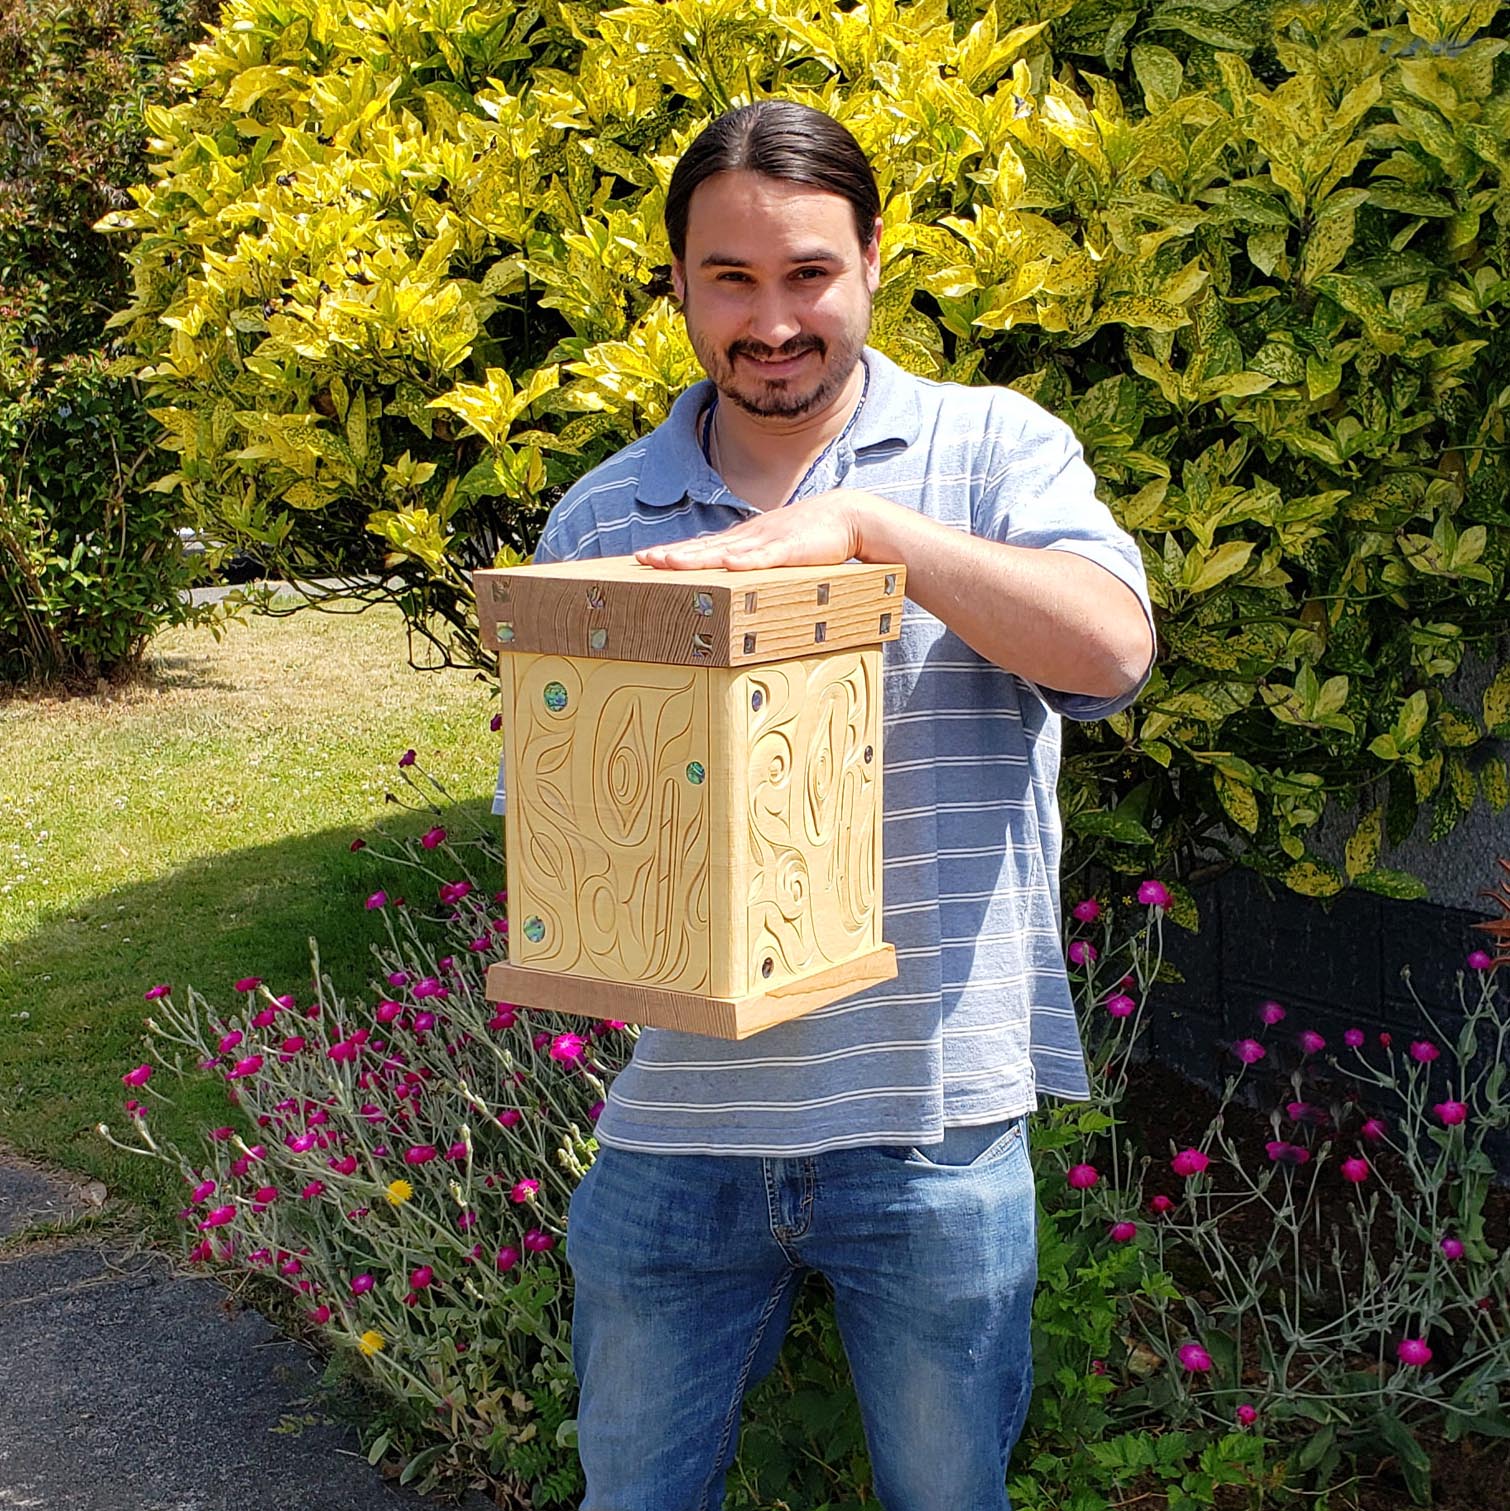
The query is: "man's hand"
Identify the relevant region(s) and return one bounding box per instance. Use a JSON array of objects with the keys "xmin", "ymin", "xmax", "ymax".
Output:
[{"xmin": 634, "ymin": 490, "xmax": 869, "ymax": 571}]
